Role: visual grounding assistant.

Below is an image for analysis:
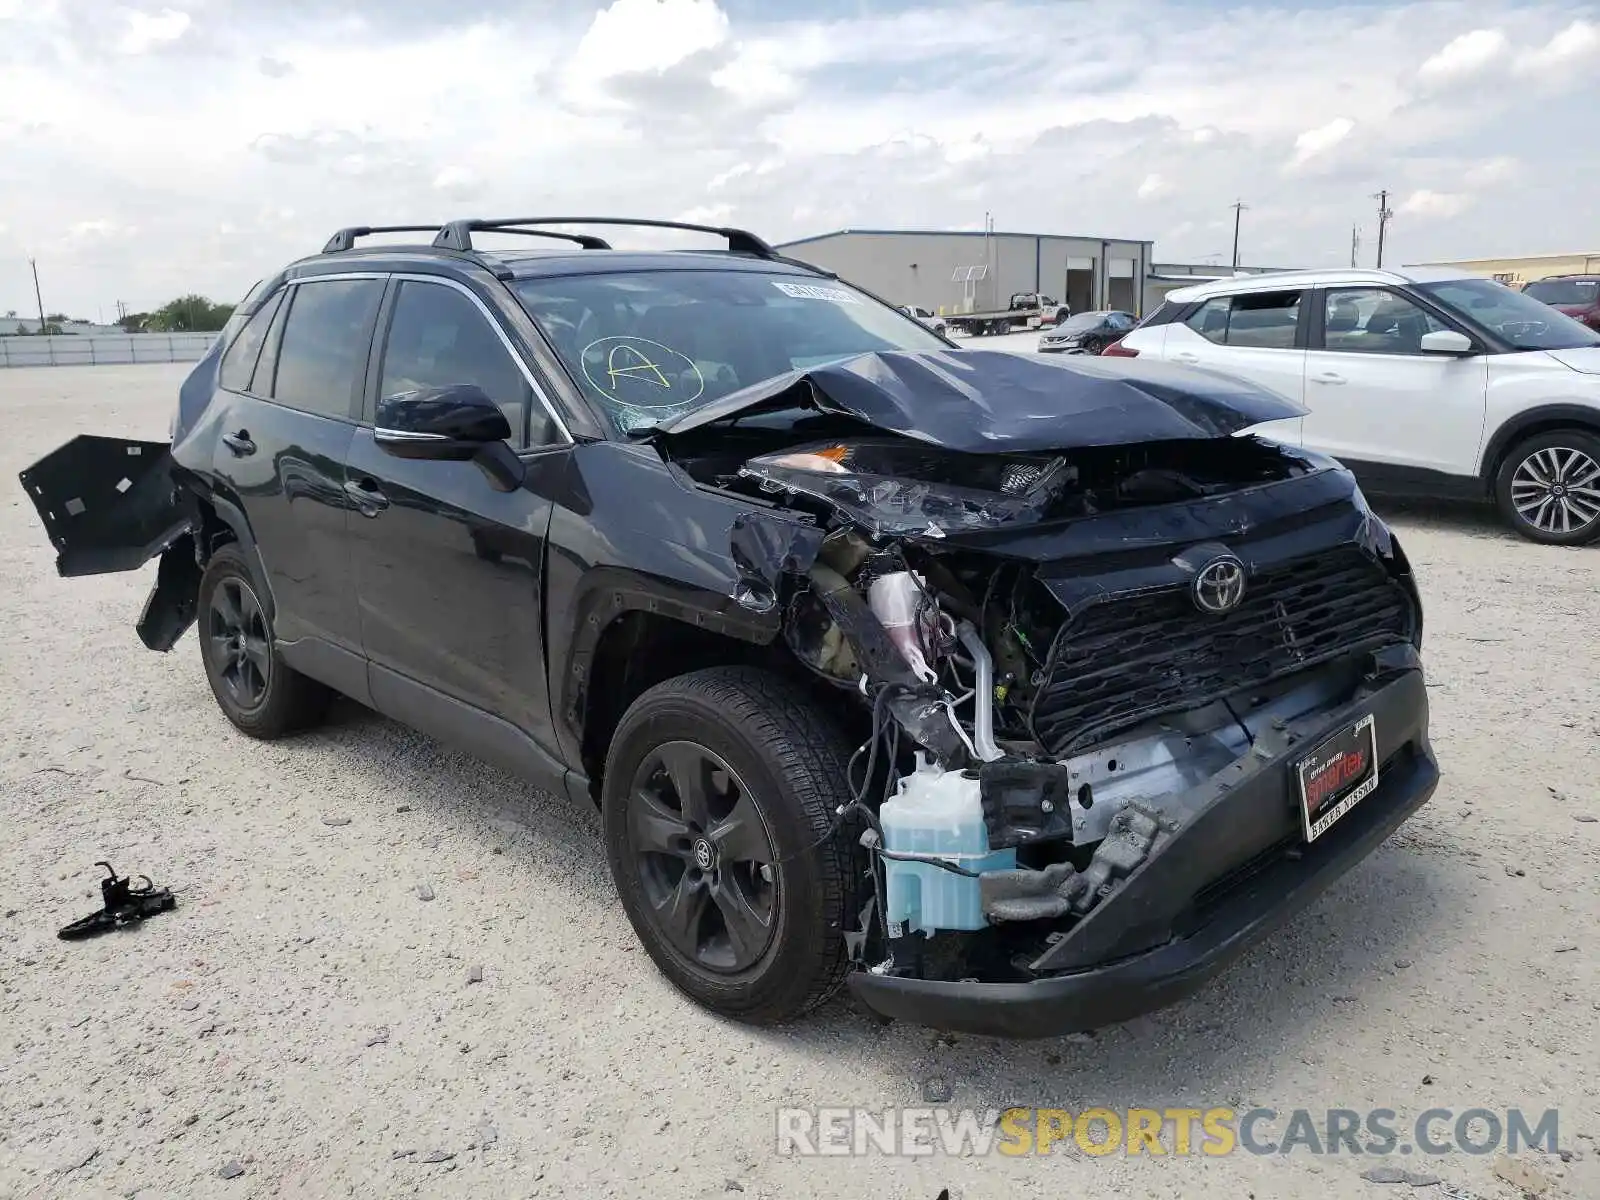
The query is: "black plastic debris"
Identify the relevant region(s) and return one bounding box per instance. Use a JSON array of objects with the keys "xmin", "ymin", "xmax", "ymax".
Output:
[{"xmin": 58, "ymin": 862, "xmax": 176, "ymax": 940}]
